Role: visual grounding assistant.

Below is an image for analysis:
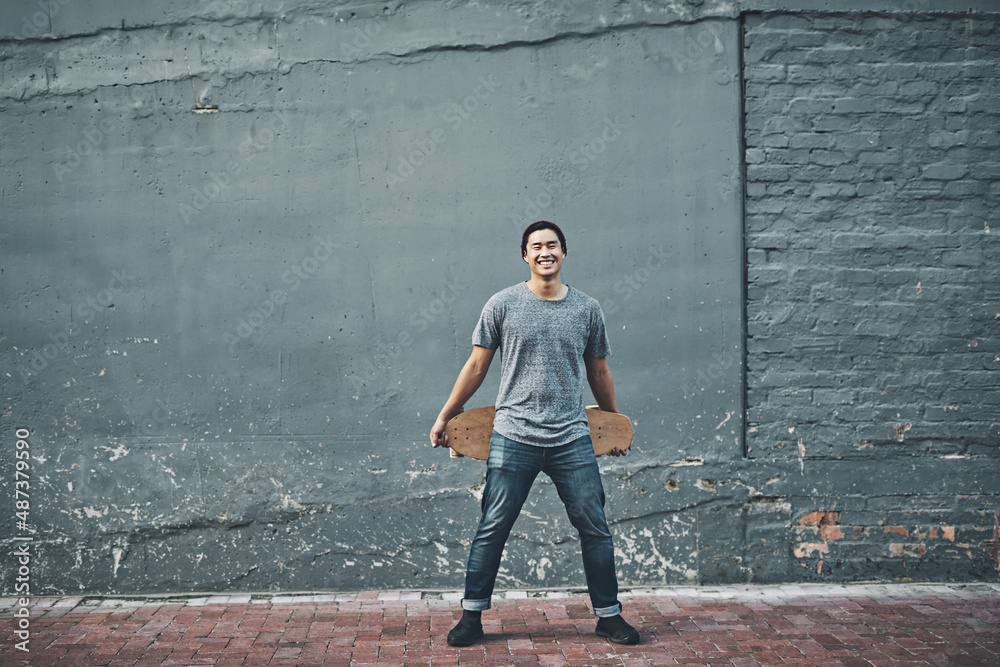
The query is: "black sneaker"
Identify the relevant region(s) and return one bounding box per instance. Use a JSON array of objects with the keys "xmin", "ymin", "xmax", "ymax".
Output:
[
  {"xmin": 595, "ymin": 614, "xmax": 640, "ymax": 645},
  {"xmin": 447, "ymin": 616, "xmax": 484, "ymax": 647}
]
